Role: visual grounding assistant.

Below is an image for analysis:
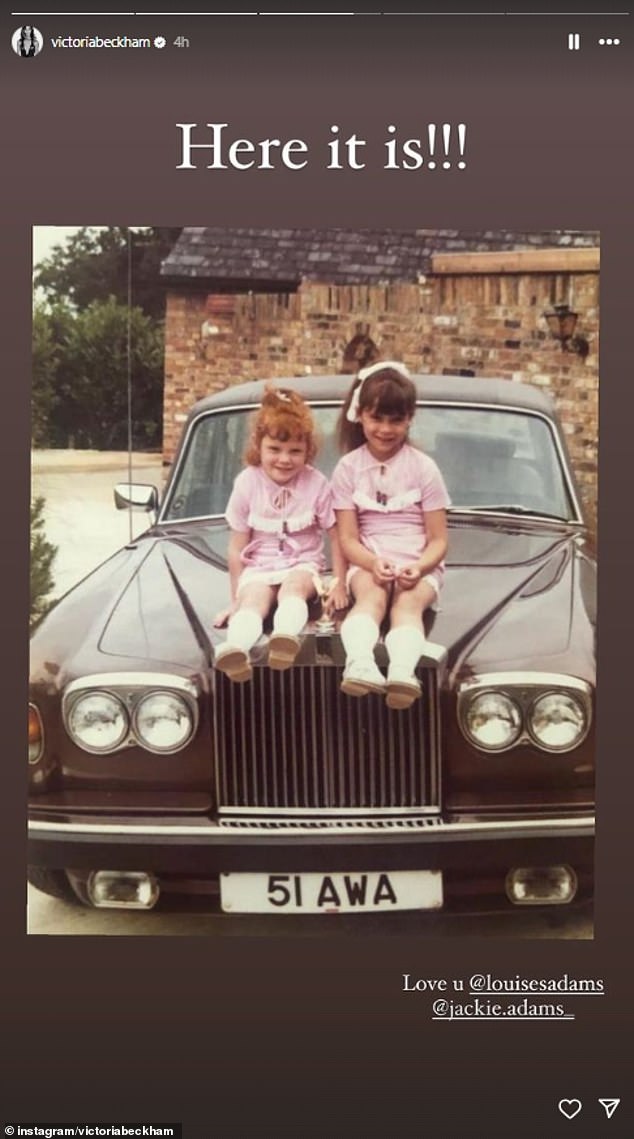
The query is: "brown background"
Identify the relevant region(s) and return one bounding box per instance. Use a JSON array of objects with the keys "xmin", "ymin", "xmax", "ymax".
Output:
[{"xmin": 4, "ymin": 10, "xmax": 632, "ymax": 1136}]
